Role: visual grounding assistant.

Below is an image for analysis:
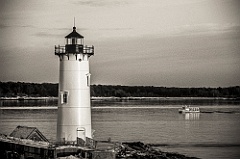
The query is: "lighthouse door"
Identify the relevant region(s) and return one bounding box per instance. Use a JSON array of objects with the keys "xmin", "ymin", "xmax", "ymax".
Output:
[{"xmin": 77, "ymin": 127, "xmax": 86, "ymax": 141}]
